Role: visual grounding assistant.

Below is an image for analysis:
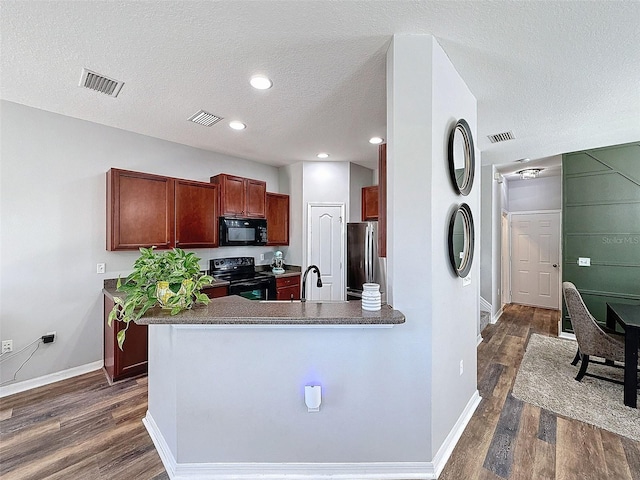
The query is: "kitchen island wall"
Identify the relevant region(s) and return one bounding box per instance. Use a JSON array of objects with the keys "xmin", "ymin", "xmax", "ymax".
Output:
[{"xmin": 0, "ymin": 100, "xmax": 281, "ymax": 392}]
